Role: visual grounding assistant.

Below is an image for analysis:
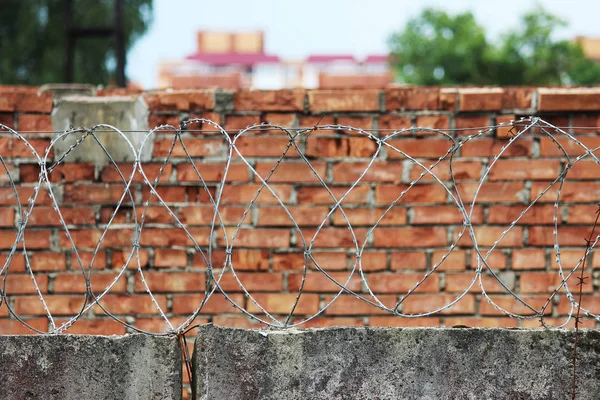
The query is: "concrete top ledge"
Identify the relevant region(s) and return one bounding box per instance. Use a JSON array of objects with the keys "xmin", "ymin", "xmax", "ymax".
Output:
[{"xmin": 194, "ymin": 324, "xmax": 600, "ymax": 400}]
